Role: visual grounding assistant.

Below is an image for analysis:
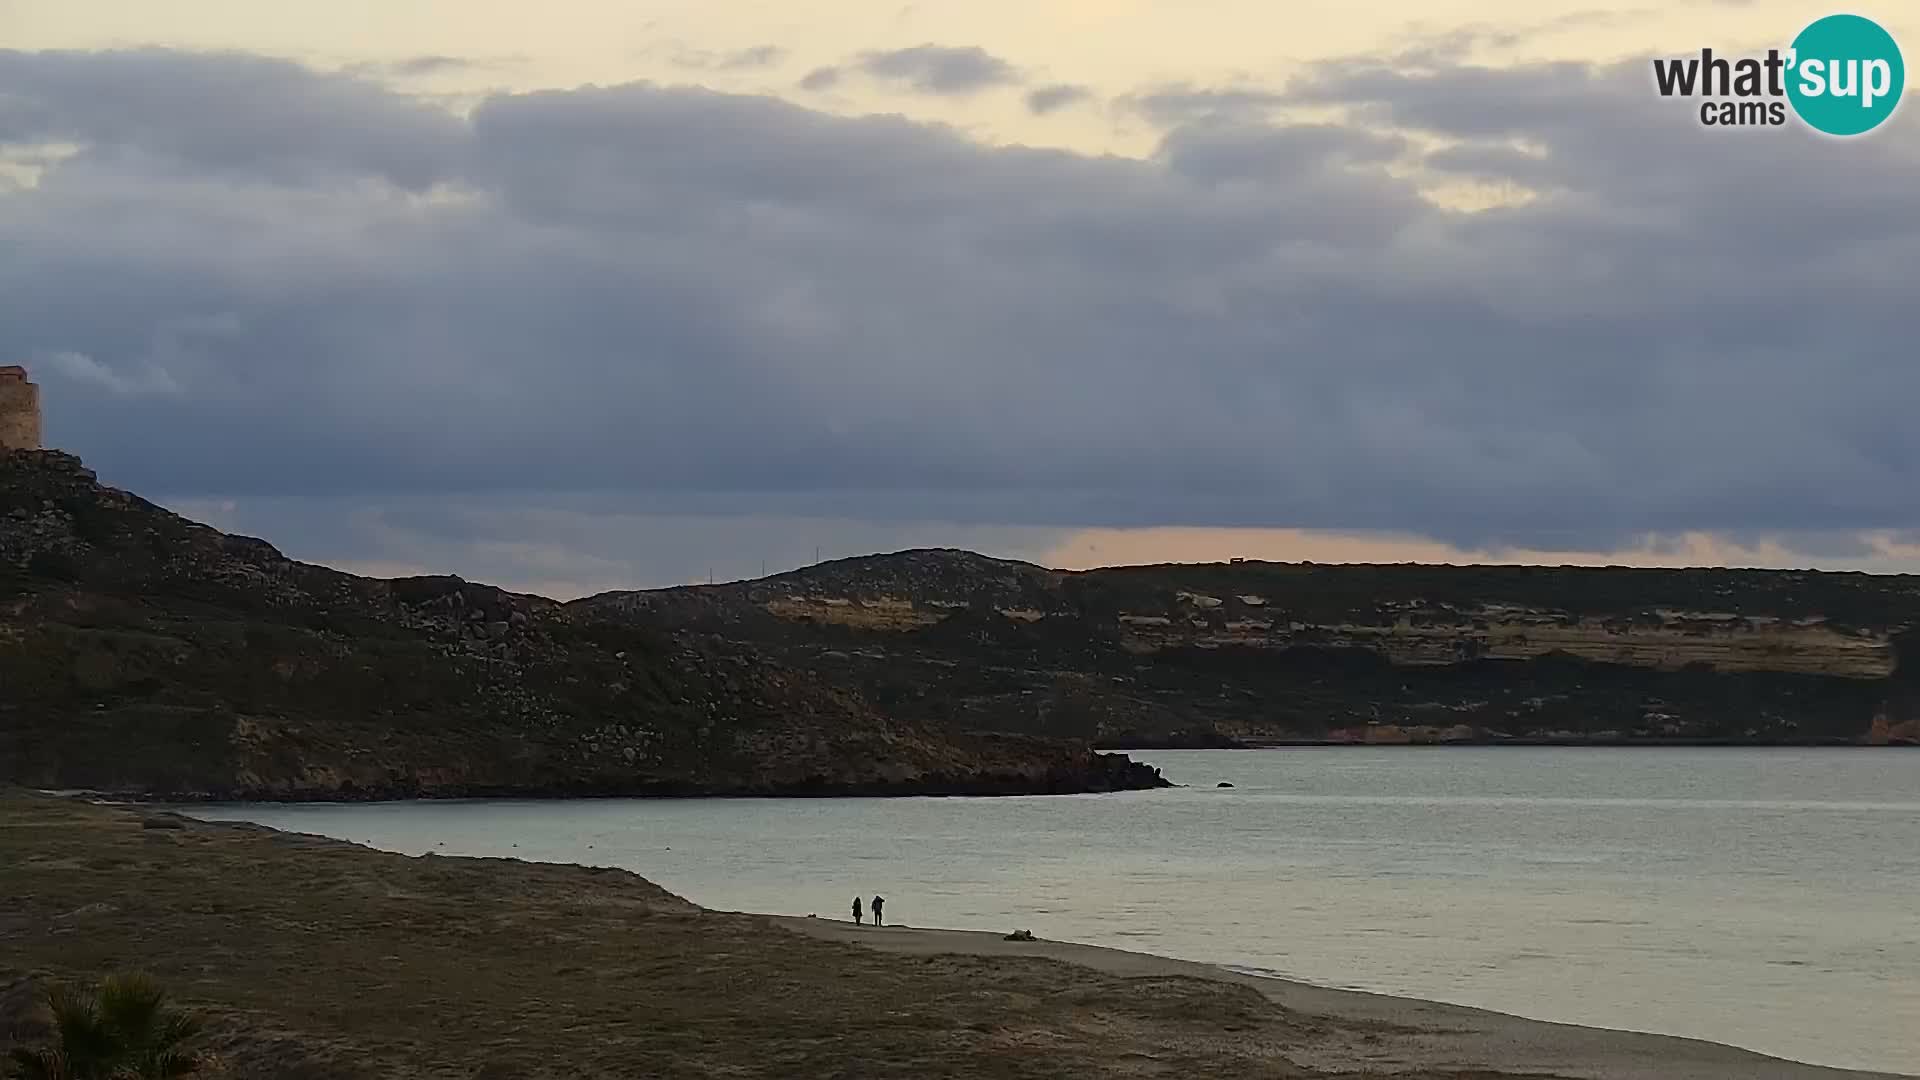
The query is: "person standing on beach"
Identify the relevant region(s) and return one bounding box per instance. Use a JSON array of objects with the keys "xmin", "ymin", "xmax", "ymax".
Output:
[
  {"xmin": 852, "ymin": 896, "xmax": 864, "ymax": 925},
  {"xmin": 872, "ymin": 895, "xmax": 885, "ymax": 927}
]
